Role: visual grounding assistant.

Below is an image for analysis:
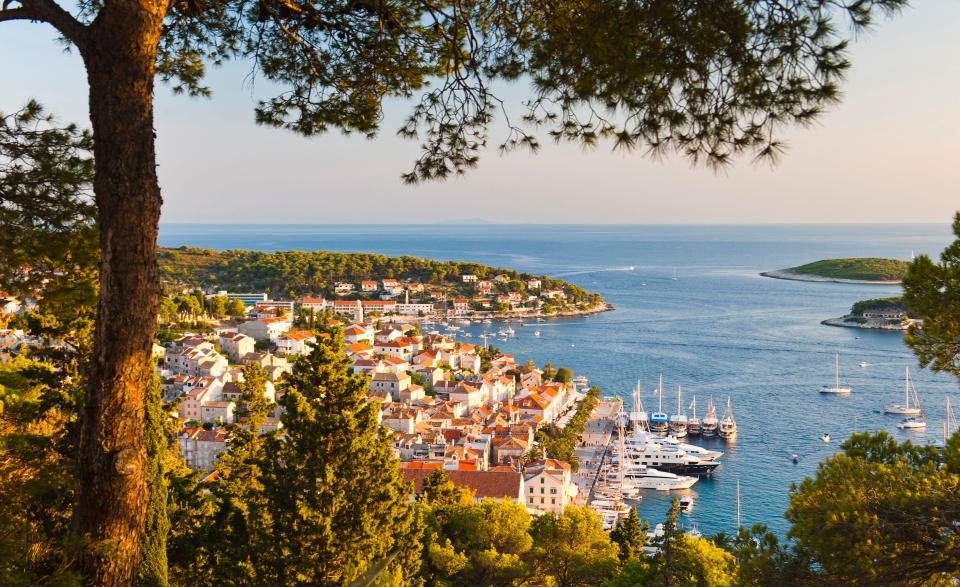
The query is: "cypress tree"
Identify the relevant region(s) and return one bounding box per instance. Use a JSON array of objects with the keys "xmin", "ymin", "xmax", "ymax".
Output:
[
  {"xmin": 610, "ymin": 508, "xmax": 648, "ymax": 563},
  {"xmin": 138, "ymin": 374, "xmax": 169, "ymax": 587},
  {"xmin": 261, "ymin": 326, "xmax": 421, "ymax": 584}
]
